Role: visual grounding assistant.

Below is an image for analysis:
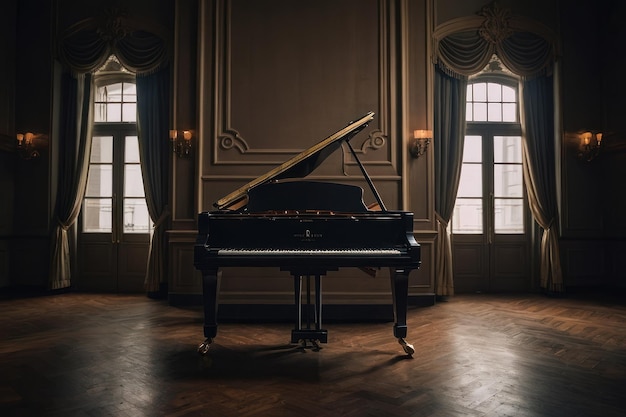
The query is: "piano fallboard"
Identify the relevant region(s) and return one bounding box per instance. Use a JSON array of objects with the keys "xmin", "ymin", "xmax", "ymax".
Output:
[{"xmin": 194, "ymin": 210, "xmax": 420, "ymax": 271}]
